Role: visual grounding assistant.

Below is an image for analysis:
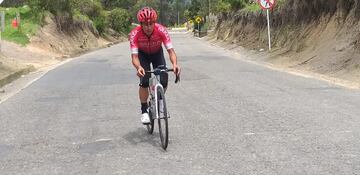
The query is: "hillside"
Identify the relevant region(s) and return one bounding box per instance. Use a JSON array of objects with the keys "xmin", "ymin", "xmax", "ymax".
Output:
[
  {"xmin": 210, "ymin": 0, "xmax": 360, "ymax": 88},
  {"xmin": 0, "ymin": 1, "xmax": 128, "ymax": 88}
]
